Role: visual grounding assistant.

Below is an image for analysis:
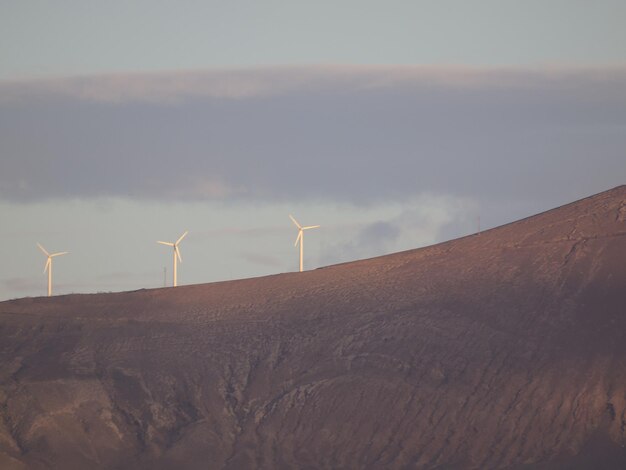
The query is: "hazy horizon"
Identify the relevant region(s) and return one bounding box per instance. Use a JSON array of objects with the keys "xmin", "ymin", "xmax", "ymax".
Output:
[{"xmin": 1, "ymin": 2, "xmax": 625, "ymax": 300}]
